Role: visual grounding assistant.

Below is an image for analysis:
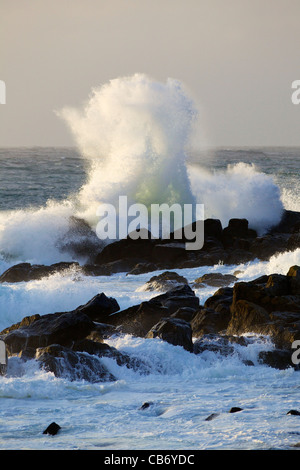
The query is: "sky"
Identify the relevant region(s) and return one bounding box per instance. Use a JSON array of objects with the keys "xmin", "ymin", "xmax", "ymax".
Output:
[{"xmin": 1, "ymin": 0, "xmax": 300, "ymax": 148}]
